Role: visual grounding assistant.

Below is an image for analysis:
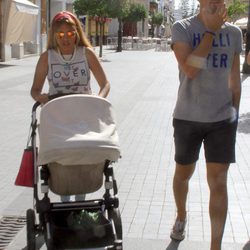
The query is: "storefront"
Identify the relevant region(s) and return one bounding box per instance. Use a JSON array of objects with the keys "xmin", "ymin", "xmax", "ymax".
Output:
[
  {"xmin": 1, "ymin": 0, "xmax": 39, "ymax": 61},
  {"xmin": 79, "ymin": 15, "xmax": 111, "ymax": 46}
]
